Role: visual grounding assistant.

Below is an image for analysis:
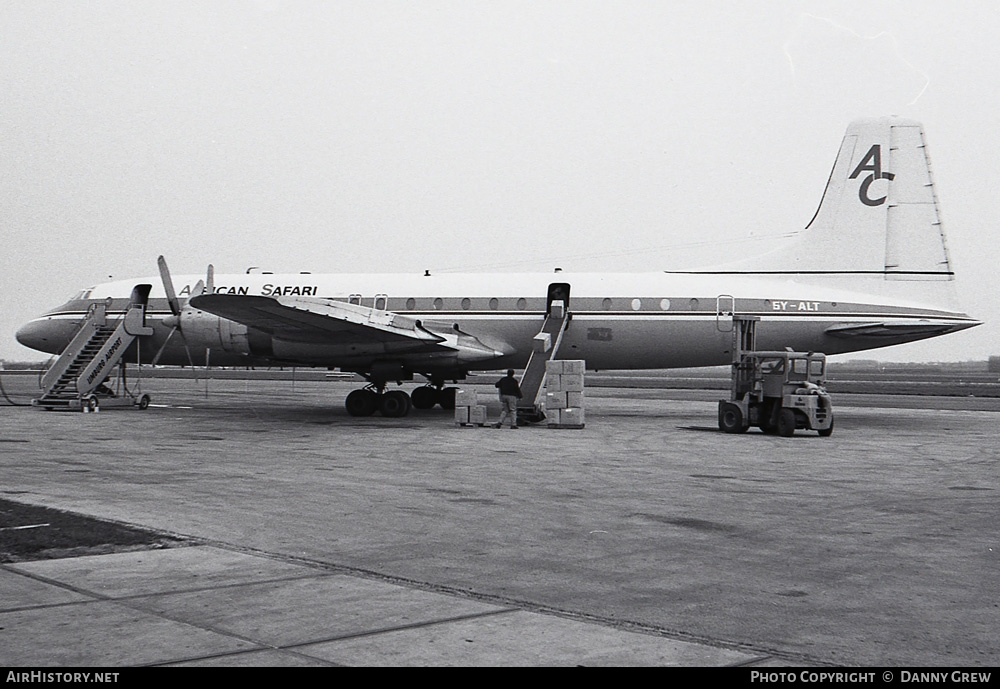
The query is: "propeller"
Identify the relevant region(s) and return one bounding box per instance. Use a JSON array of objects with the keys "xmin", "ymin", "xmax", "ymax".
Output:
[
  {"xmin": 158, "ymin": 255, "xmax": 181, "ymax": 319},
  {"xmin": 150, "ymin": 256, "xmax": 212, "ymax": 367}
]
